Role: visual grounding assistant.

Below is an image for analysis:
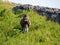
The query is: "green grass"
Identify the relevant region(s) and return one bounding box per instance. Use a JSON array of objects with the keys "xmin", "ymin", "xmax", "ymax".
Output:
[{"xmin": 0, "ymin": 2, "xmax": 60, "ymax": 45}]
